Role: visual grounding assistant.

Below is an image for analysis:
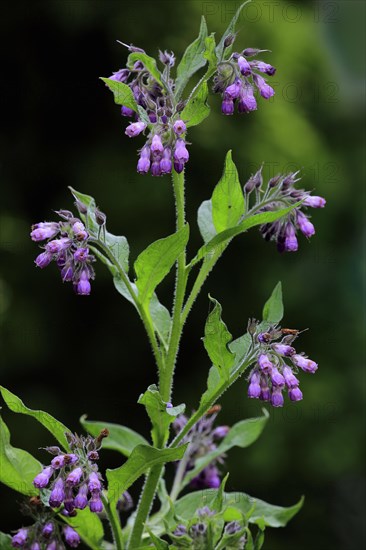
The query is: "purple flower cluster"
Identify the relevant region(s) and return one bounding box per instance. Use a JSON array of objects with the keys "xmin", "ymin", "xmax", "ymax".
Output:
[
  {"xmin": 31, "ymin": 210, "xmax": 96, "ymax": 294},
  {"xmin": 173, "ymin": 406, "xmax": 229, "ymax": 490},
  {"xmin": 108, "ymin": 48, "xmax": 189, "ymax": 175},
  {"xmin": 213, "ymin": 48, "xmax": 276, "ymax": 115},
  {"xmin": 247, "ymin": 326, "xmax": 318, "ymax": 407},
  {"xmin": 171, "ymin": 509, "xmax": 246, "ymax": 549},
  {"xmin": 10, "ymin": 497, "xmax": 80, "ymax": 549},
  {"xmin": 12, "ymin": 523, "xmax": 80, "ymax": 549},
  {"xmin": 244, "ymin": 167, "xmax": 326, "ymax": 252},
  {"xmin": 33, "ymin": 432, "xmax": 107, "ymax": 515}
]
